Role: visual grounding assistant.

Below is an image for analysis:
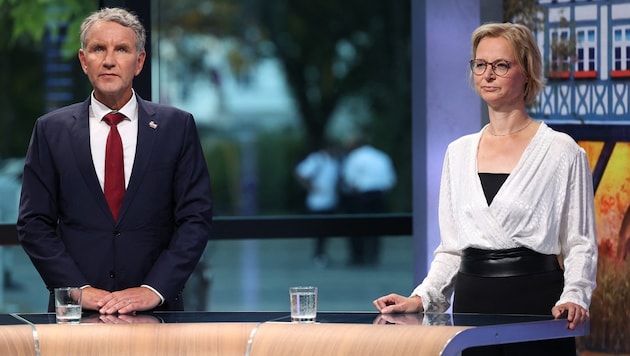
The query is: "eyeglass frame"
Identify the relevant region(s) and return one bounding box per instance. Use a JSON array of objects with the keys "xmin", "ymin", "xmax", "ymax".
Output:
[{"xmin": 469, "ymin": 59, "xmax": 513, "ymax": 77}]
